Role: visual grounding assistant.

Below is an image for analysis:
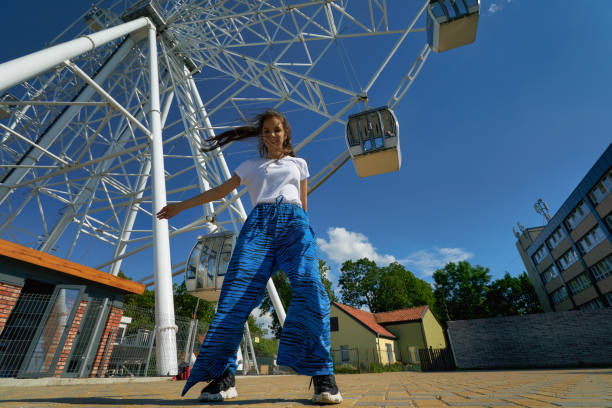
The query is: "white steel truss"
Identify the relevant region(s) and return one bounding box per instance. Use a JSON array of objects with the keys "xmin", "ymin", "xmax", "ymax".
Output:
[{"xmin": 0, "ymin": 0, "xmax": 434, "ymax": 375}]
